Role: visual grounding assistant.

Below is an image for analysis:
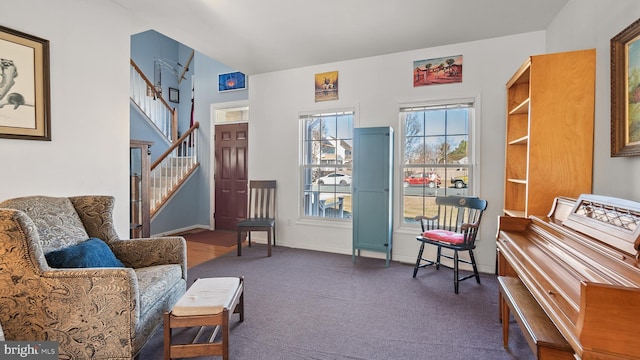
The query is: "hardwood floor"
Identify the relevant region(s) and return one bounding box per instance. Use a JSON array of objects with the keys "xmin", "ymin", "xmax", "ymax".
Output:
[
  {"xmin": 186, "ymin": 241, "xmax": 237, "ymax": 268},
  {"xmin": 172, "ymin": 229, "xmax": 247, "ymax": 268}
]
